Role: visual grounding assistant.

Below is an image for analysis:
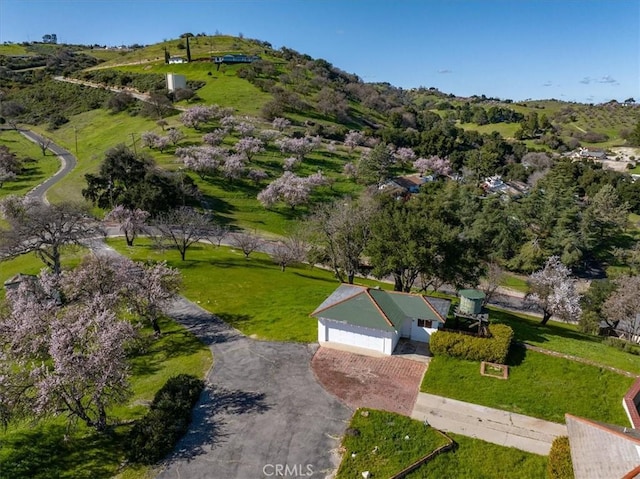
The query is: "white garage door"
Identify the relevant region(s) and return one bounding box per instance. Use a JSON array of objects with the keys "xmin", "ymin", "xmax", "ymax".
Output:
[{"xmin": 327, "ymin": 325, "xmax": 385, "ymax": 353}]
